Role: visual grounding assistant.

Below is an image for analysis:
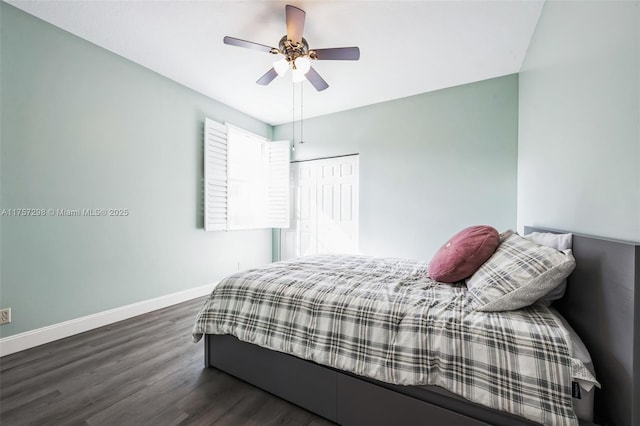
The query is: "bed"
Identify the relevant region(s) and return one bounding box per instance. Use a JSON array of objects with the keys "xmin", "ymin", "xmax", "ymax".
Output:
[{"xmin": 193, "ymin": 227, "xmax": 640, "ymax": 426}]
